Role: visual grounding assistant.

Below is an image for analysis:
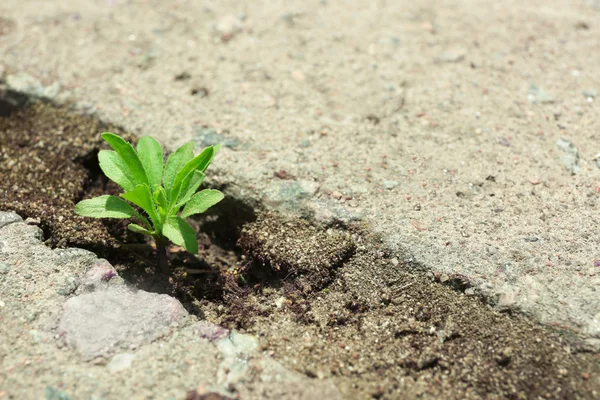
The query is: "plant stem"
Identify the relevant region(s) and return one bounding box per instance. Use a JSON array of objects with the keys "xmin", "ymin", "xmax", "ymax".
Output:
[{"xmin": 155, "ymin": 237, "xmax": 170, "ymax": 273}]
